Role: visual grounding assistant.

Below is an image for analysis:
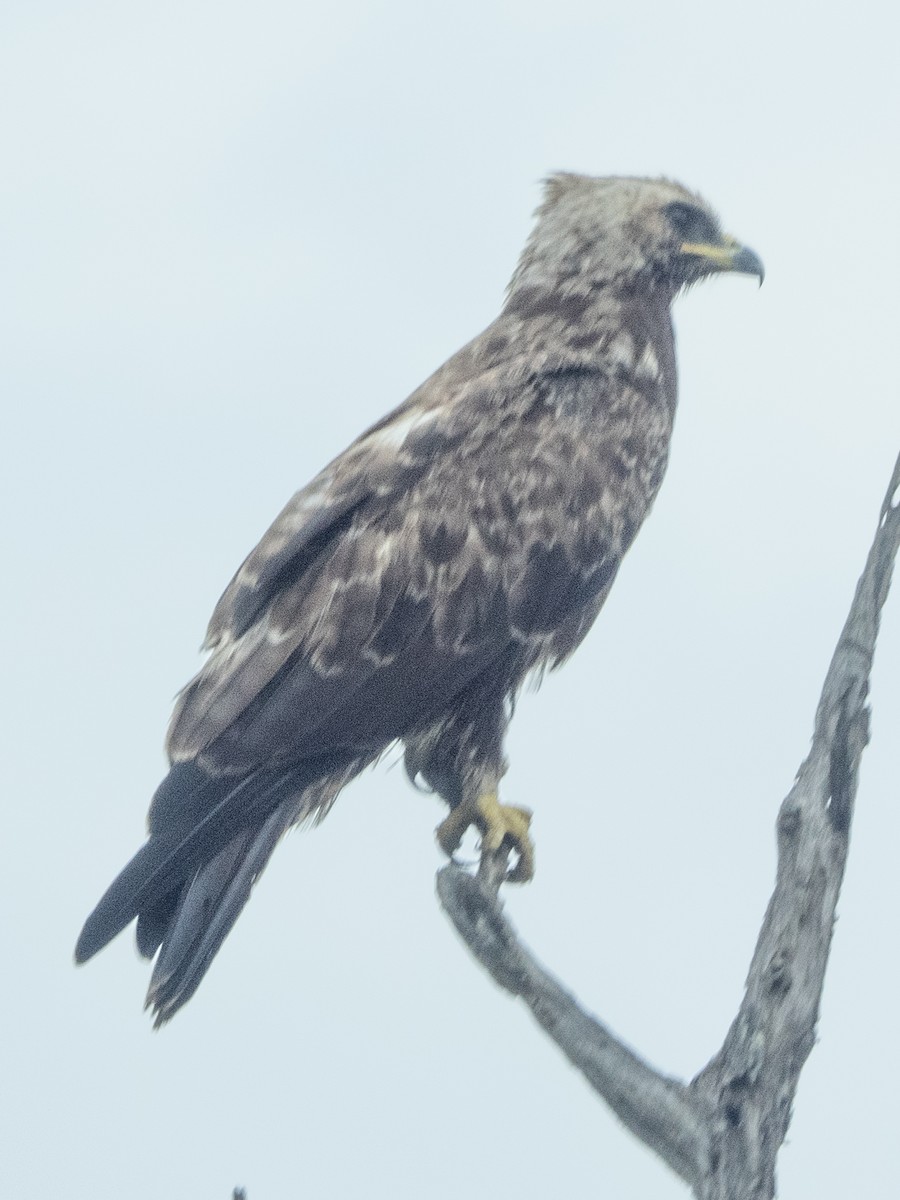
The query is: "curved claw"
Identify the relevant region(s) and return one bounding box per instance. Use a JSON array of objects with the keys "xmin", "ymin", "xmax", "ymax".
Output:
[{"xmin": 436, "ymin": 791, "xmax": 535, "ymax": 883}]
